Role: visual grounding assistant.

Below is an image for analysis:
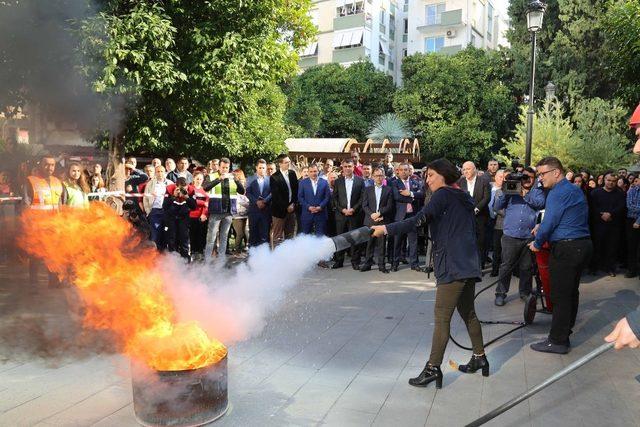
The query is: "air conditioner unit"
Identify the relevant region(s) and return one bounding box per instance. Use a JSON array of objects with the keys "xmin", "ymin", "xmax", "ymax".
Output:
[{"xmin": 446, "ymin": 29, "xmax": 456, "ymax": 38}]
